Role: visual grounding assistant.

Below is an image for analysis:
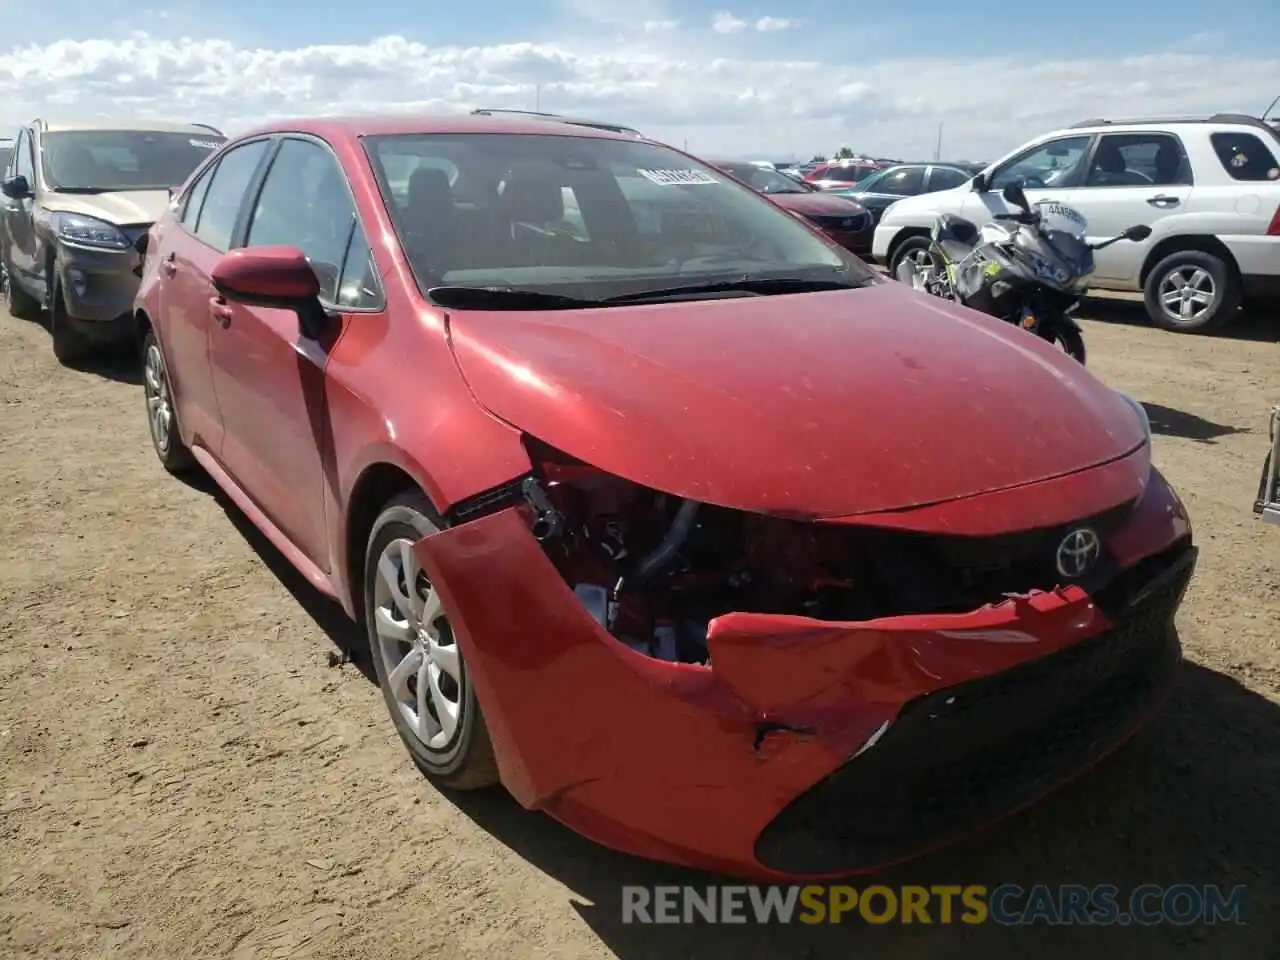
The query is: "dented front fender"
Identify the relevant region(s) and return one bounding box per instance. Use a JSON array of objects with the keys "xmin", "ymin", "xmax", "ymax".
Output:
[{"xmin": 412, "ymin": 507, "xmax": 1122, "ymax": 878}]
